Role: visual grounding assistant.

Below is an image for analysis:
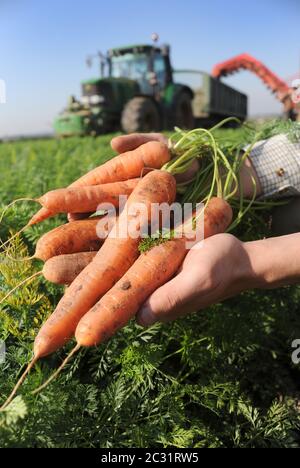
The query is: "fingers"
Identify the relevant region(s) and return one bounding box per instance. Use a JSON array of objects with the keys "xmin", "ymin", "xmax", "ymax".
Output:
[
  {"xmin": 111, "ymin": 133, "xmax": 167, "ymax": 154},
  {"xmin": 136, "ymin": 271, "xmax": 196, "ymax": 327},
  {"xmin": 136, "ymin": 235, "xmax": 250, "ymax": 328},
  {"xmin": 175, "ymin": 159, "xmax": 200, "ymax": 184}
]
